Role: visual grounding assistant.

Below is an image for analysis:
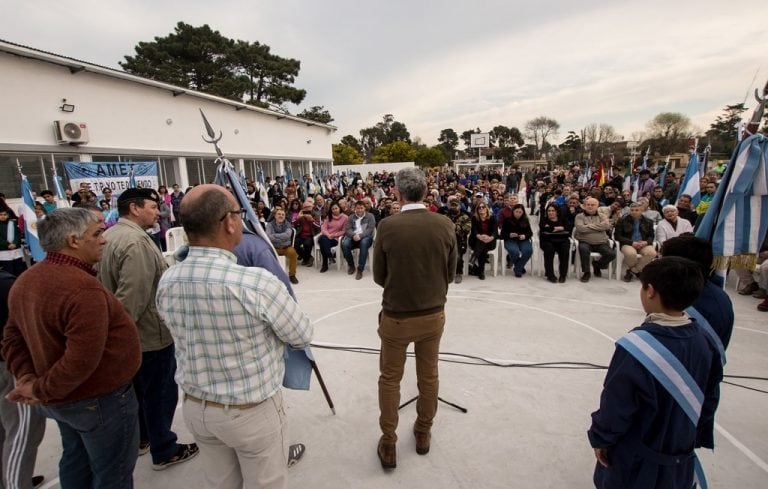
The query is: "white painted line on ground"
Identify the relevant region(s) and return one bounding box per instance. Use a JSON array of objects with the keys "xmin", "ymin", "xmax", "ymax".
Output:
[
  {"xmin": 715, "ymin": 422, "xmax": 768, "ymax": 473},
  {"xmin": 735, "ymin": 326, "xmax": 768, "ymax": 335}
]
